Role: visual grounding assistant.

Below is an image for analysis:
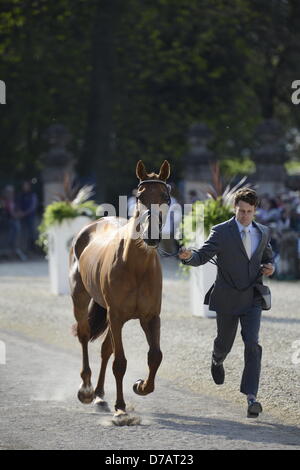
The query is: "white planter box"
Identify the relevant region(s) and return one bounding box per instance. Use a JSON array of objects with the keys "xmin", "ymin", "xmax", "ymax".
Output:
[
  {"xmin": 48, "ymin": 216, "xmax": 91, "ymax": 295},
  {"xmin": 189, "ymin": 226, "xmax": 217, "ymax": 318},
  {"xmin": 190, "ymin": 260, "xmax": 217, "ymax": 318}
]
